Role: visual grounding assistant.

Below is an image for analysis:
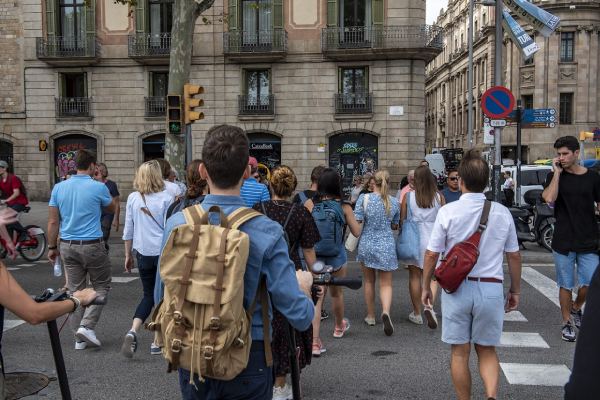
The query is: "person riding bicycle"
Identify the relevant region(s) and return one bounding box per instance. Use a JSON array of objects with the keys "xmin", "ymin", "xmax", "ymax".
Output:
[{"xmin": 0, "ymin": 160, "xmax": 29, "ymax": 242}]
